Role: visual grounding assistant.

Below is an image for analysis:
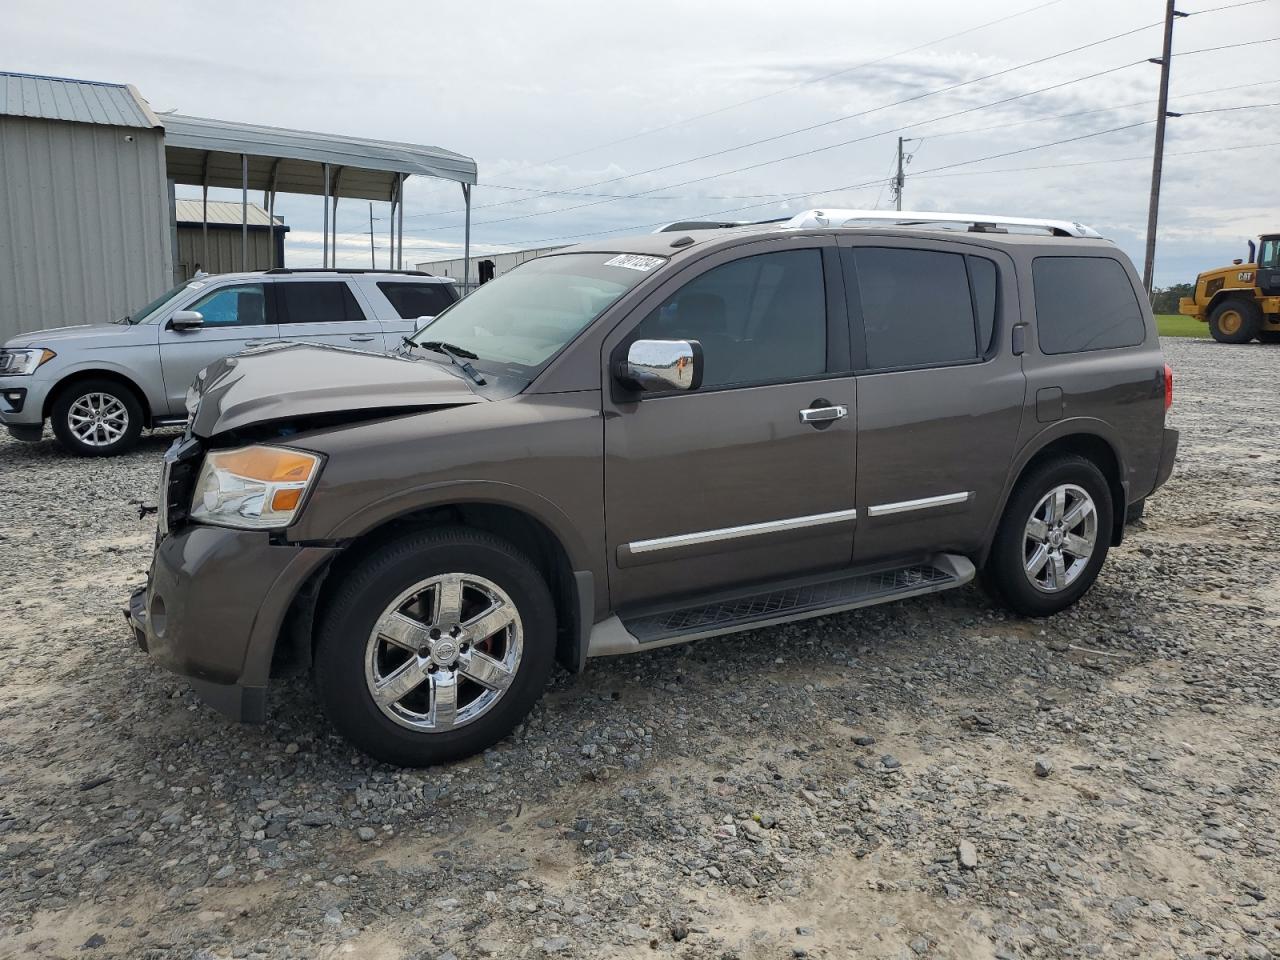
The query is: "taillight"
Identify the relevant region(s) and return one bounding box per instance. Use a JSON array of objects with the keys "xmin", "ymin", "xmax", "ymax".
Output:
[{"xmin": 1163, "ymin": 364, "xmax": 1173, "ymax": 411}]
